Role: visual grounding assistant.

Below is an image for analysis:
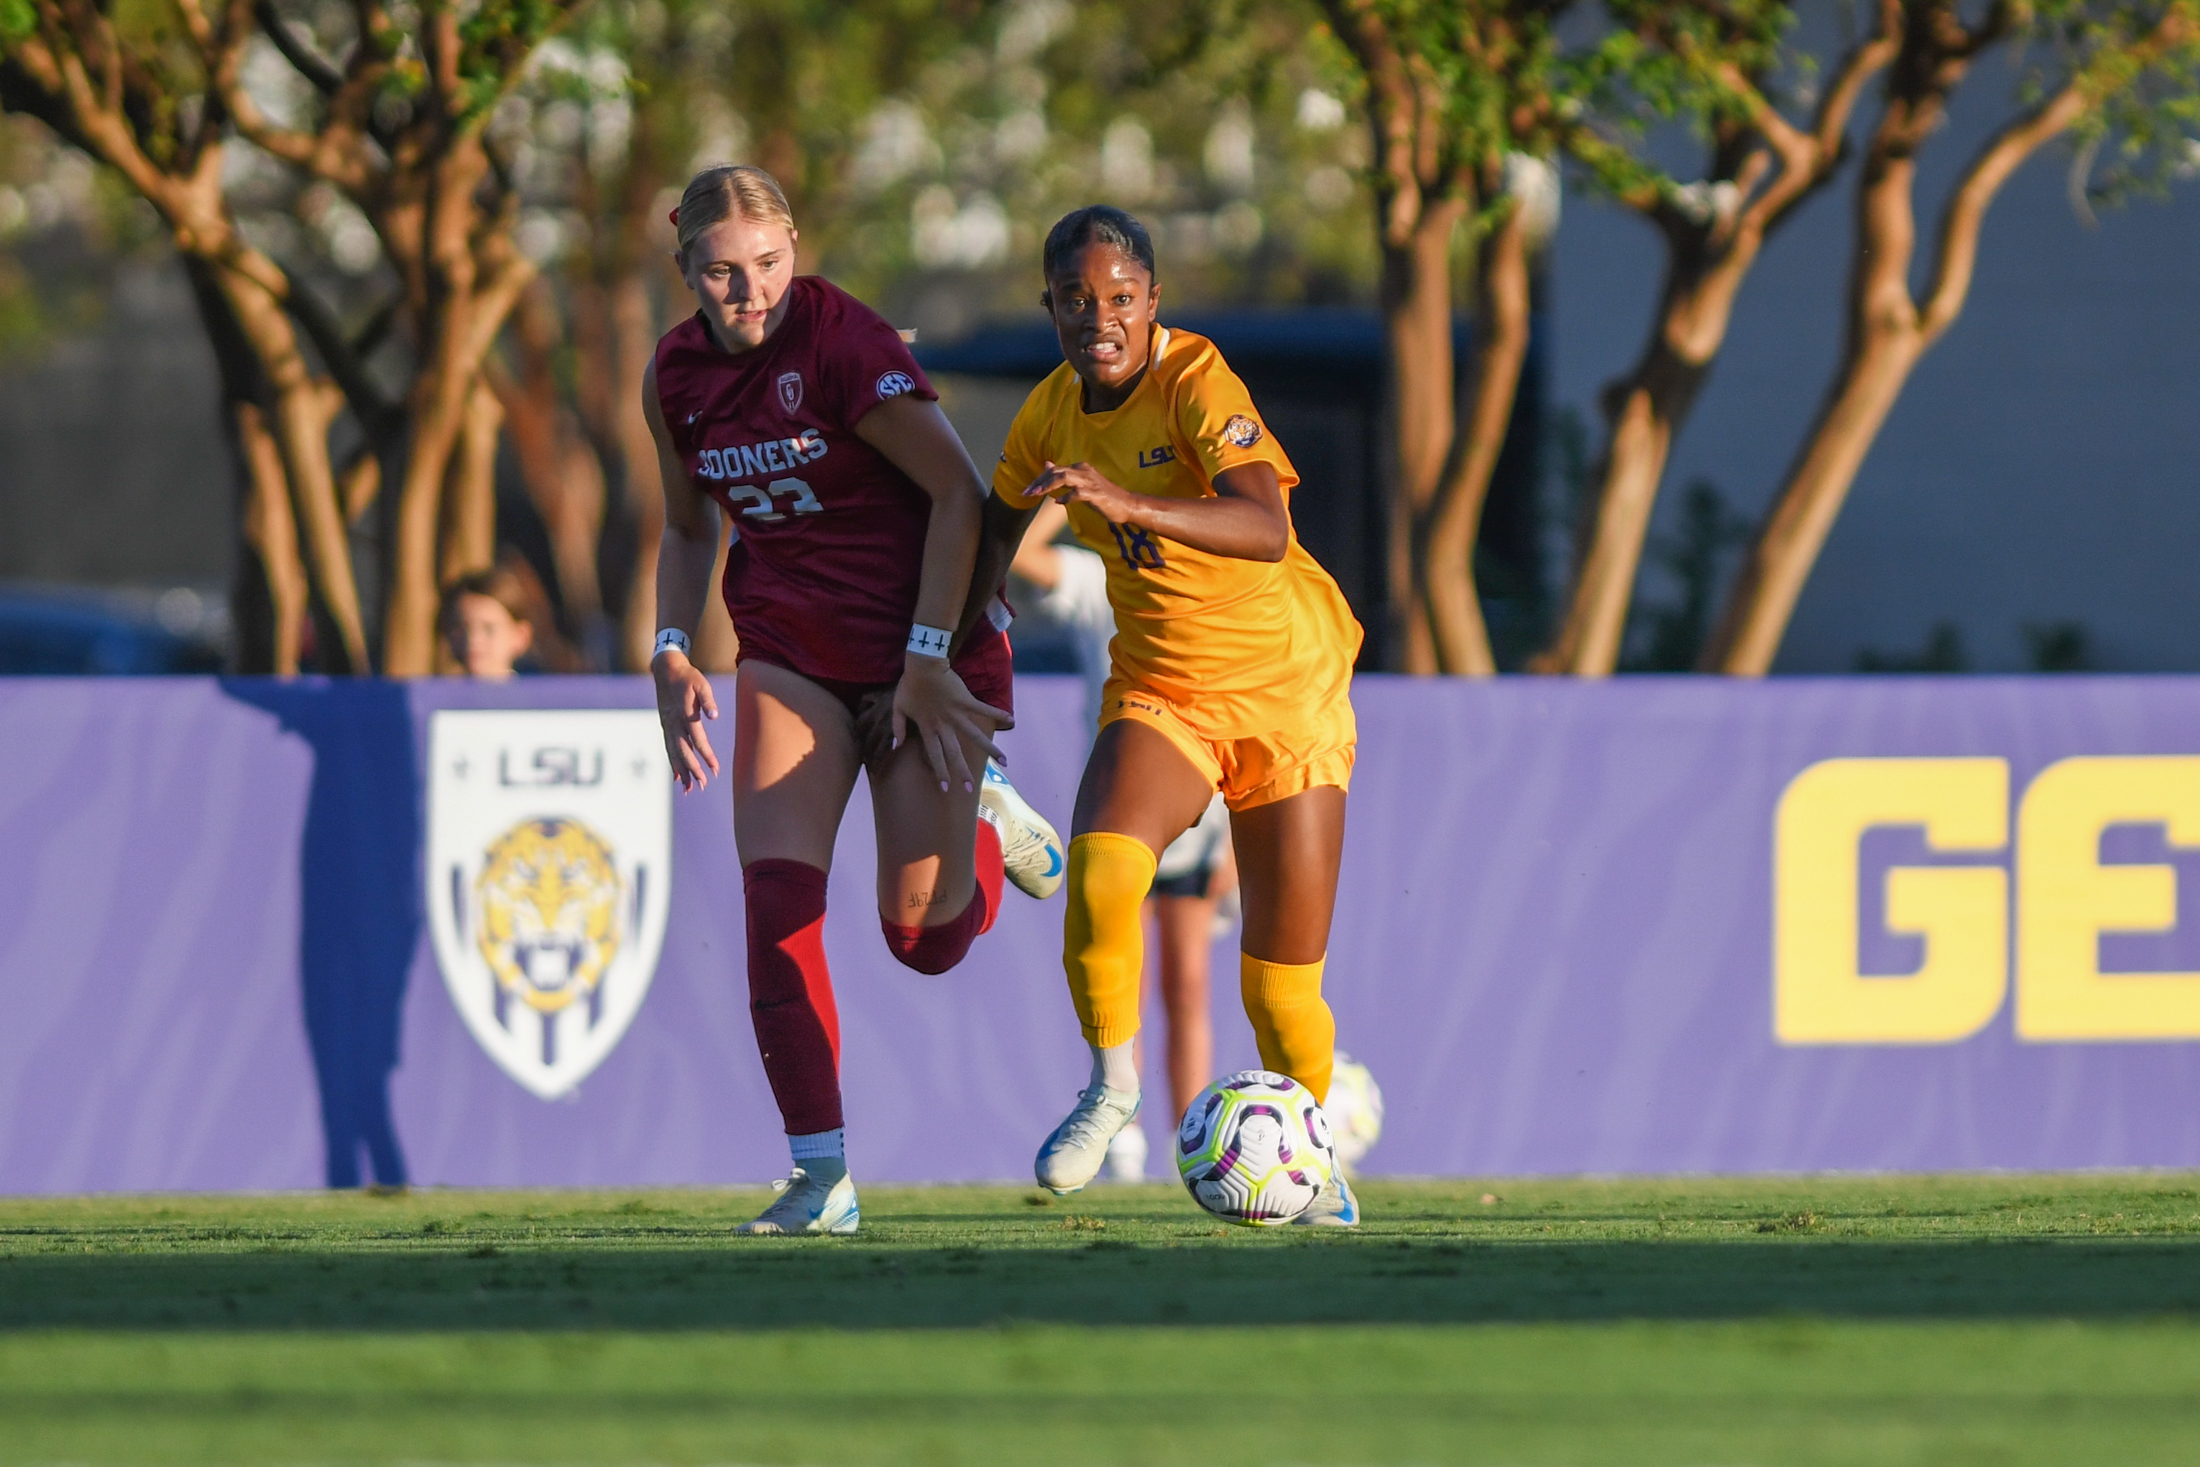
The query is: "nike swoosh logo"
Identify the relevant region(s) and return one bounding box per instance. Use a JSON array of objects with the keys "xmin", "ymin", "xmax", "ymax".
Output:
[{"xmin": 1043, "ymin": 847, "xmax": 1064, "ymax": 878}]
